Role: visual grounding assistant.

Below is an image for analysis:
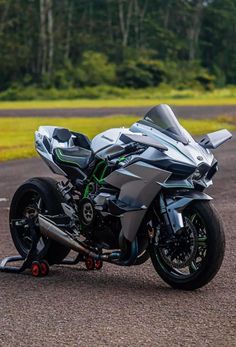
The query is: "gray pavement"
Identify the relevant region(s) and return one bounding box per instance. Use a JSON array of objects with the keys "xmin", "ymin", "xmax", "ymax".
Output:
[
  {"xmin": 0, "ymin": 136, "xmax": 235, "ymax": 347},
  {"xmin": 0, "ymin": 105, "xmax": 236, "ymax": 118}
]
